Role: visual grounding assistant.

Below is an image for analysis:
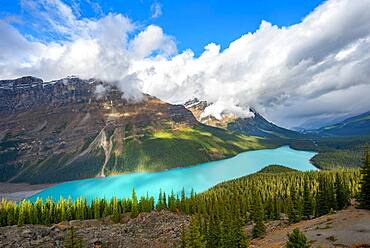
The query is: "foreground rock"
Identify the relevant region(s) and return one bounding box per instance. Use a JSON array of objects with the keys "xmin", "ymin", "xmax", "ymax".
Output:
[
  {"xmin": 0, "ymin": 211, "xmax": 189, "ymax": 248},
  {"xmin": 250, "ymin": 206, "xmax": 370, "ymax": 248}
]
